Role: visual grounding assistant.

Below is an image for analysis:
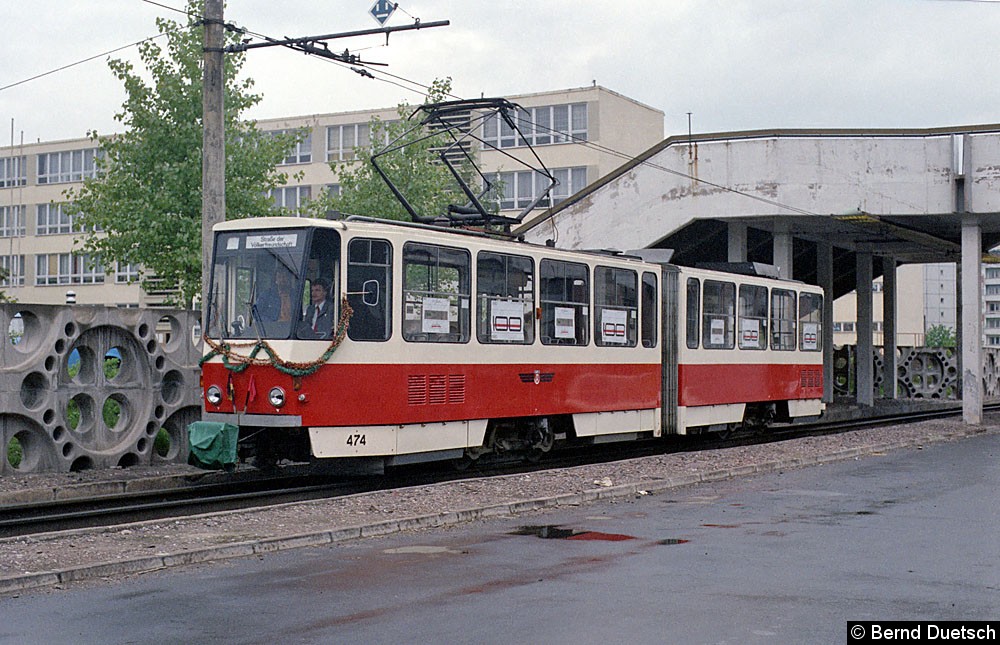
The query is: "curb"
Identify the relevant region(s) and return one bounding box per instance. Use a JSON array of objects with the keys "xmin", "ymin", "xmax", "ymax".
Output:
[{"xmin": 0, "ymin": 427, "xmax": 989, "ymax": 595}]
